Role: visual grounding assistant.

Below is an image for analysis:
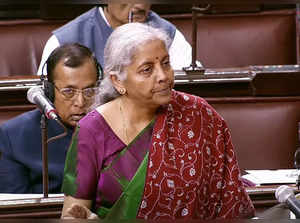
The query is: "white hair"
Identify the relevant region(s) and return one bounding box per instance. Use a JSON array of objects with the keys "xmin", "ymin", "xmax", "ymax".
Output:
[{"xmin": 91, "ymin": 22, "xmax": 171, "ymax": 109}]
